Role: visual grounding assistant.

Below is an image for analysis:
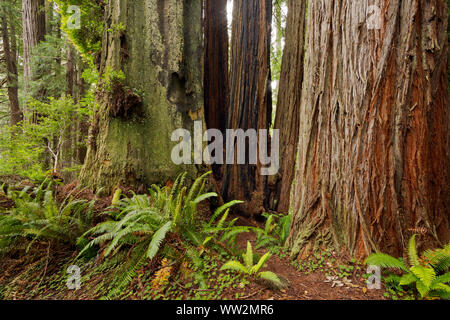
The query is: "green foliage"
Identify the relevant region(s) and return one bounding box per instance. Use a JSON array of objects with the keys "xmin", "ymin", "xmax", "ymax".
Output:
[
  {"xmin": 101, "ymin": 67, "xmax": 126, "ymax": 92},
  {"xmin": 53, "ymin": 0, "xmax": 104, "ymax": 63},
  {"xmin": 254, "ymin": 212, "xmax": 292, "ymax": 250},
  {"xmin": 365, "ymin": 235, "xmax": 450, "ymax": 299},
  {"xmin": 221, "ymin": 241, "xmax": 283, "ymax": 288},
  {"xmin": 77, "ymin": 171, "xmax": 244, "ymax": 298},
  {"xmin": 28, "ymin": 34, "xmax": 67, "ymax": 99},
  {"xmin": 0, "ymin": 179, "xmax": 96, "ymax": 254},
  {"xmin": 0, "ymin": 95, "xmax": 89, "ymax": 177}
]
